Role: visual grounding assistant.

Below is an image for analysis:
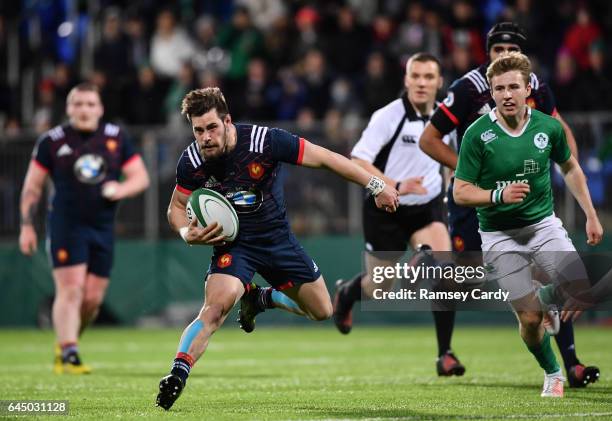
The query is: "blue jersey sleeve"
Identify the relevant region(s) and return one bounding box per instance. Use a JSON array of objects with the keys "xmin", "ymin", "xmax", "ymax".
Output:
[
  {"xmin": 175, "ymin": 152, "xmax": 200, "ymax": 194},
  {"xmin": 32, "ymin": 134, "xmax": 52, "ymax": 172},
  {"xmin": 269, "ymin": 128, "xmax": 304, "ymax": 165}
]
